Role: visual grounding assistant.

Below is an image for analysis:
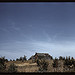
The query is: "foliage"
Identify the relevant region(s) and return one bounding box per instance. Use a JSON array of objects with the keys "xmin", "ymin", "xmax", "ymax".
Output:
[
  {"xmin": 8, "ymin": 63, "xmax": 17, "ymax": 73},
  {"xmin": 0, "ymin": 57, "xmax": 6, "ymax": 72},
  {"xmin": 13, "ymin": 59, "xmax": 15, "ymax": 61},
  {"xmin": 17, "ymin": 55, "xmax": 27, "ymax": 61},
  {"xmin": 64, "ymin": 57, "xmax": 75, "ymax": 66},
  {"xmin": 53, "ymin": 58, "xmax": 58, "ymax": 68},
  {"xmin": 0, "ymin": 63, "xmax": 6, "ymax": 71},
  {"xmin": 59, "ymin": 56, "xmax": 65, "ymax": 60},
  {"xmin": 36, "ymin": 59, "xmax": 40, "ymax": 66},
  {"xmin": 5, "ymin": 59, "xmax": 8, "ymax": 62},
  {"xmin": 71, "ymin": 57, "xmax": 74, "ymax": 61},
  {"xmin": 23, "ymin": 55, "xmax": 27, "ymax": 60},
  {"xmin": 36, "ymin": 59, "xmax": 49, "ymax": 72},
  {"xmin": 16, "ymin": 58, "xmax": 19, "ymax": 61},
  {"xmin": 51, "ymin": 56, "xmax": 53, "ymax": 60},
  {"xmin": 10, "ymin": 59, "xmax": 12, "ymax": 61}
]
